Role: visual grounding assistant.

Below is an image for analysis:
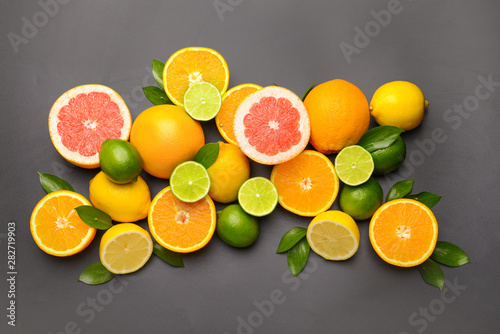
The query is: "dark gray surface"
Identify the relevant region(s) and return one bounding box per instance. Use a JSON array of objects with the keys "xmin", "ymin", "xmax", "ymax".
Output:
[{"xmin": 1, "ymin": 0, "xmax": 499, "ymax": 333}]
